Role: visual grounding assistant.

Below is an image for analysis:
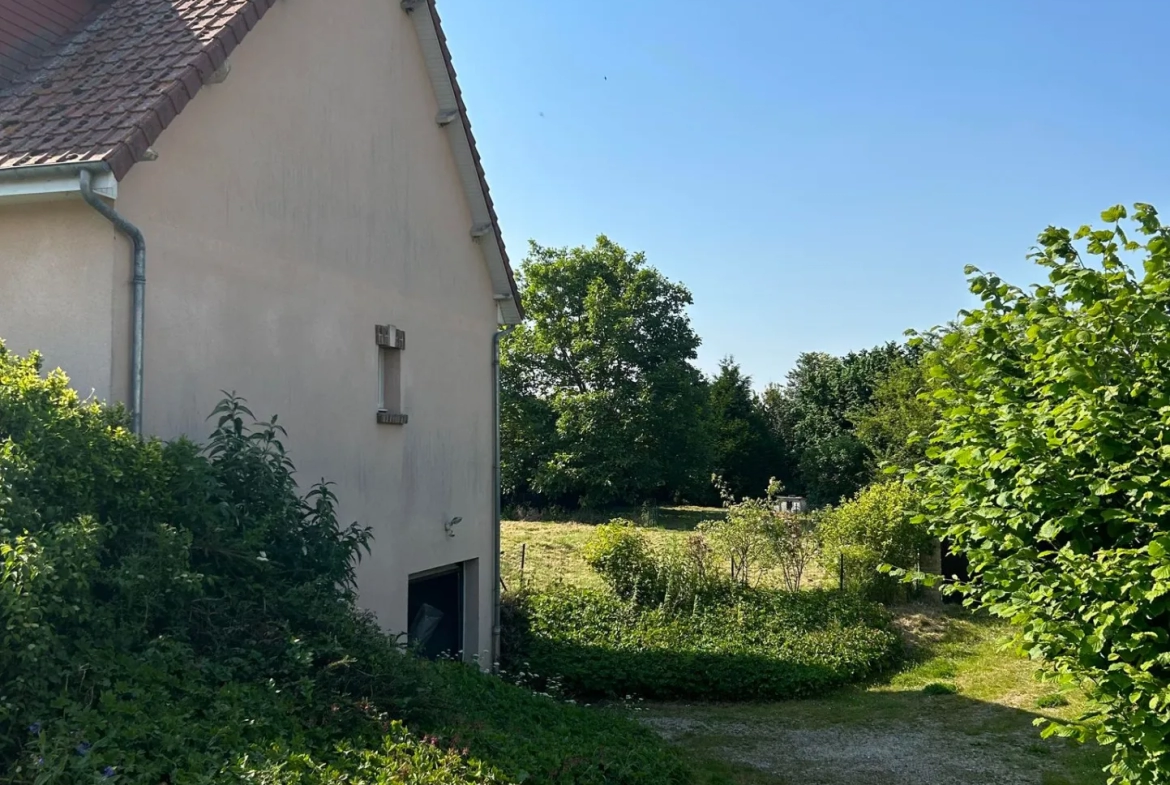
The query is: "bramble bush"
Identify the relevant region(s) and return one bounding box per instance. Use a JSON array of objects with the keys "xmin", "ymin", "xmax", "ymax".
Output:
[
  {"xmin": 0, "ymin": 344, "xmax": 689, "ymax": 785},
  {"xmin": 907, "ymin": 204, "xmax": 1170, "ymax": 785},
  {"xmin": 817, "ymin": 480, "xmax": 929, "ymax": 602}
]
